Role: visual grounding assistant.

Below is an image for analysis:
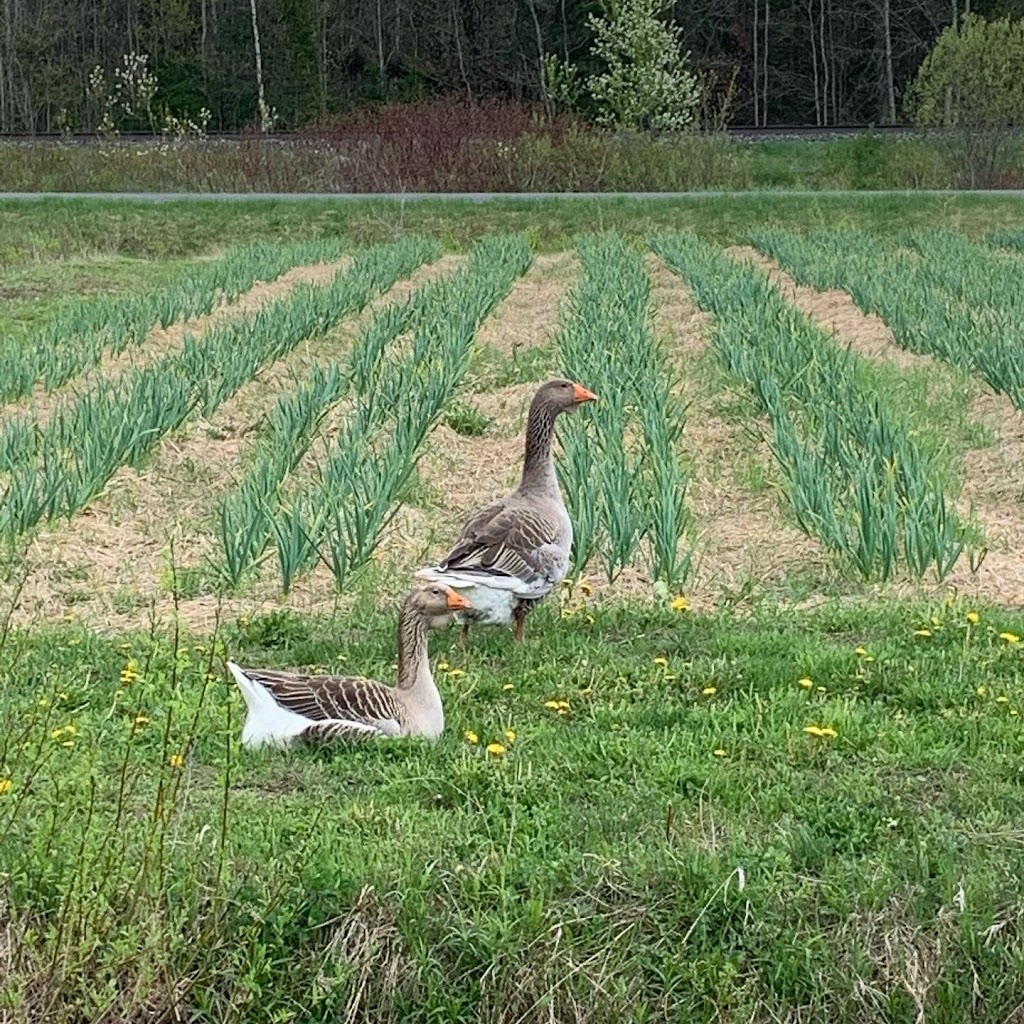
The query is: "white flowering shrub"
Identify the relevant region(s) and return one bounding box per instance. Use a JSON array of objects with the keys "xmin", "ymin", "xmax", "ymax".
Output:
[{"xmin": 546, "ymin": 0, "xmax": 701, "ymax": 132}]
